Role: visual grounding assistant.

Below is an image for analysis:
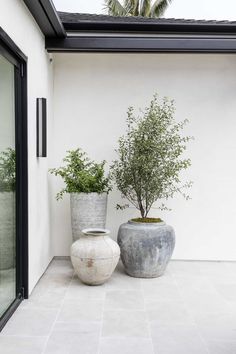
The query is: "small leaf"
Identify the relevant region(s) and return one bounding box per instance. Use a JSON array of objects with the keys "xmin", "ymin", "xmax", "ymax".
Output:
[{"xmin": 116, "ymin": 203, "xmax": 129, "ymax": 210}]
